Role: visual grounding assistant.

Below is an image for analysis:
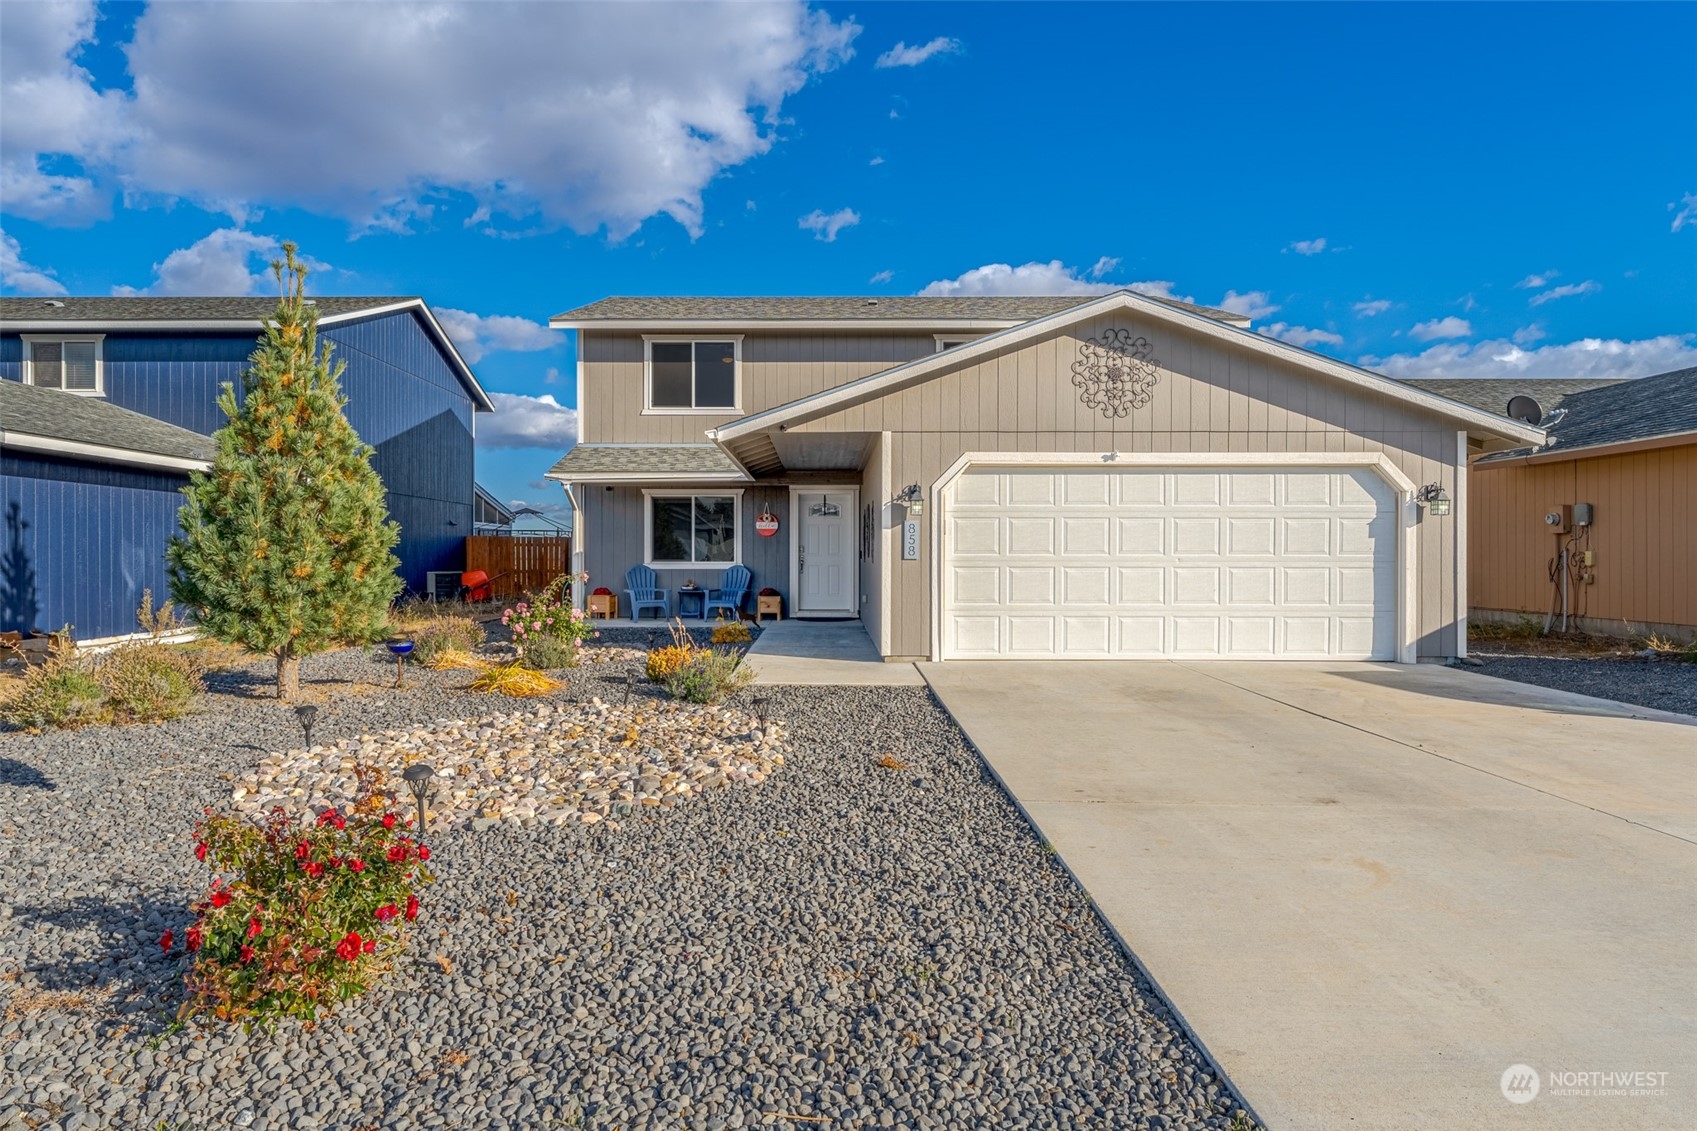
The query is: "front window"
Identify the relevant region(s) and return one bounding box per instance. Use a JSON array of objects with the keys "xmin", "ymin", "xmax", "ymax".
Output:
[
  {"xmin": 647, "ymin": 492, "xmax": 739, "ymax": 565},
  {"xmin": 646, "ymin": 339, "xmax": 739, "ymax": 411},
  {"xmin": 25, "ymin": 337, "xmax": 104, "ymax": 394}
]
